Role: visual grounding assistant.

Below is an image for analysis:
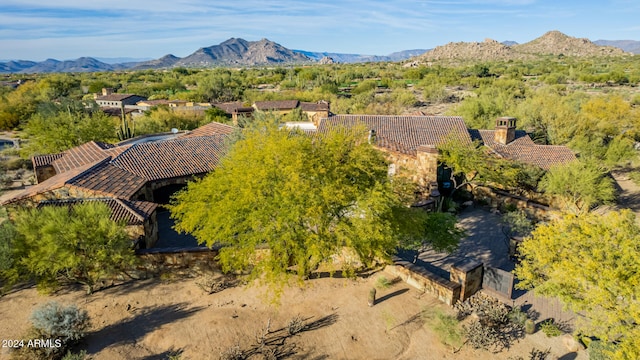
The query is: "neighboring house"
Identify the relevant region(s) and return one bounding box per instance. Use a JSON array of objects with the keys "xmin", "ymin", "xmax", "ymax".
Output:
[
  {"xmin": 3, "ymin": 123, "xmax": 234, "ymax": 249},
  {"xmin": 95, "ymin": 93, "xmax": 147, "ymax": 108},
  {"xmin": 253, "ymin": 100, "xmax": 330, "ymax": 124},
  {"xmin": 317, "ymin": 115, "xmax": 575, "ymax": 190},
  {"xmin": 212, "ymin": 102, "xmax": 255, "ymax": 124}
]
